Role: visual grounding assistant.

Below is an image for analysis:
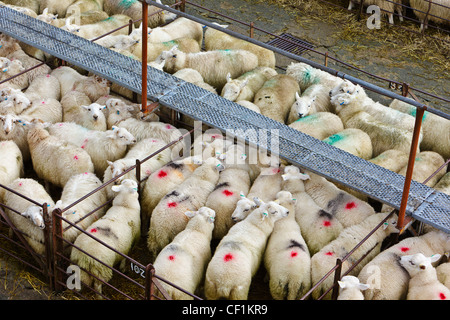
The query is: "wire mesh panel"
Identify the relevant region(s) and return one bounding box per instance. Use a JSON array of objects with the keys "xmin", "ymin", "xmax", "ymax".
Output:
[{"xmin": 0, "ymin": 5, "xmax": 448, "ymax": 234}]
